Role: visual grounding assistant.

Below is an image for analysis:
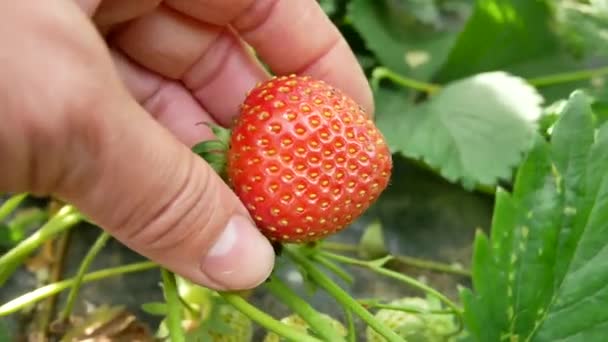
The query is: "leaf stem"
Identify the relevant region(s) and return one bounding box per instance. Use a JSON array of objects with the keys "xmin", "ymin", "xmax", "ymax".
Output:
[
  {"xmin": 0, "ymin": 193, "xmax": 28, "ymax": 222},
  {"xmin": 527, "ymin": 65, "xmax": 608, "ymax": 87},
  {"xmin": 344, "ymin": 308, "xmax": 356, "ymax": 342},
  {"xmin": 358, "ymin": 299, "xmax": 454, "ymax": 315},
  {"xmin": 59, "ymin": 231, "xmax": 111, "ymax": 322},
  {"xmin": 36, "ymin": 230, "xmax": 71, "ymax": 335},
  {"xmin": 161, "ymin": 269, "xmax": 186, "ymax": 342},
  {"xmin": 218, "ymin": 292, "xmax": 323, "ymax": 342},
  {"xmin": 318, "ymin": 251, "xmax": 463, "ymax": 319},
  {"xmin": 371, "ymin": 67, "xmax": 440, "ymax": 93},
  {"xmin": 321, "ymin": 242, "xmax": 471, "ymax": 277},
  {"xmin": 0, "ymin": 261, "xmax": 157, "ymax": 316},
  {"xmin": 0, "ymin": 205, "xmax": 82, "ymax": 285},
  {"xmin": 312, "ymin": 254, "xmax": 354, "ymax": 284},
  {"xmin": 3, "ymin": 208, "xmax": 49, "ymax": 245},
  {"xmin": 265, "ymin": 275, "xmax": 347, "ymax": 342},
  {"xmin": 284, "ymin": 246, "xmax": 405, "ymax": 342}
]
